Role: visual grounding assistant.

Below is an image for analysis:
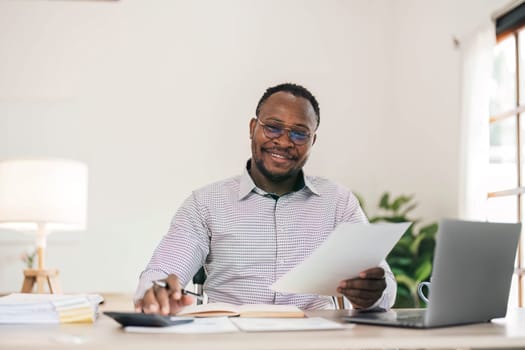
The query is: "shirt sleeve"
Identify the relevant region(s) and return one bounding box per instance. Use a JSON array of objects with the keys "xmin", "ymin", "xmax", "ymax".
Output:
[
  {"xmin": 340, "ymin": 191, "xmax": 397, "ymax": 310},
  {"xmin": 134, "ymin": 192, "xmax": 210, "ymax": 303}
]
